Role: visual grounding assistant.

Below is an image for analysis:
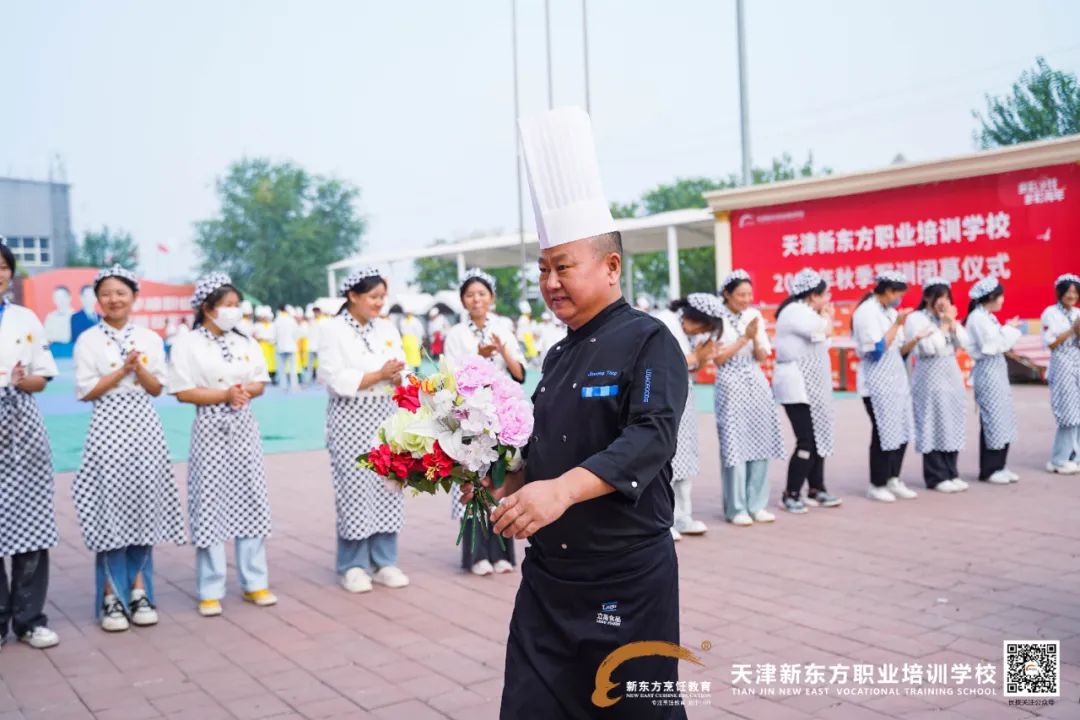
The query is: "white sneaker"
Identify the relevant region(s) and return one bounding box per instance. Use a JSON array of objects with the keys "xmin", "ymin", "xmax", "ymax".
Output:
[
  {"xmin": 674, "ymin": 518, "xmax": 708, "ymax": 535},
  {"xmin": 867, "ymin": 486, "xmax": 897, "ymax": 503},
  {"xmin": 751, "ymin": 509, "xmax": 775, "ymax": 524},
  {"xmin": 372, "ymin": 566, "xmax": 410, "ymax": 589},
  {"xmin": 19, "ymin": 626, "xmax": 59, "ymax": 649},
  {"xmin": 933, "ymin": 480, "xmax": 960, "ymax": 493},
  {"xmin": 950, "ymin": 478, "xmax": 969, "ymax": 491},
  {"xmin": 101, "ymin": 595, "xmax": 130, "ymax": 633},
  {"xmin": 470, "ymin": 560, "xmax": 494, "ymax": 576},
  {"xmin": 1003, "ymin": 468, "xmax": 1020, "ymax": 482},
  {"xmin": 341, "ymin": 567, "xmax": 373, "ymax": 593},
  {"xmin": 669, "ymin": 527, "xmax": 682, "ymax": 542},
  {"xmin": 986, "ymin": 470, "xmax": 1012, "ymax": 485},
  {"xmin": 730, "ymin": 512, "xmax": 753, "ymax": 527},
  {"xmin": 492, "ymin": 560, "xmax": 515, "ymax": 574},
  {"xmin": 1046, "ymin": 461, "xmax": 1080, "ymax": 475},
  {"xmin": 886, "ymin": 478, "xmax": 918, "ymax": 499},
  {"xmin": 129, "ymin": 589, "xmax": 158, "ymax": 627}
]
